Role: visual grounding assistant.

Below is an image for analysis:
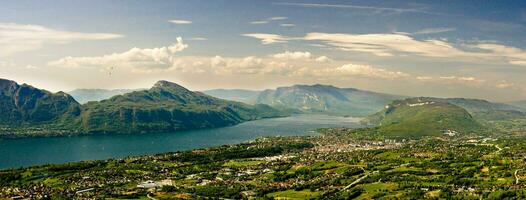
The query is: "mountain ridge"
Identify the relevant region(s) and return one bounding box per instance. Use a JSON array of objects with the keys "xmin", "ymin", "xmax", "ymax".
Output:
[
  {"xmin": 0, "ymin": 79, "xmax": 286, "ymax": 137},
  {"xmin": 255, "ymin": 84, "xmax": 406, "ymax": 116}
]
